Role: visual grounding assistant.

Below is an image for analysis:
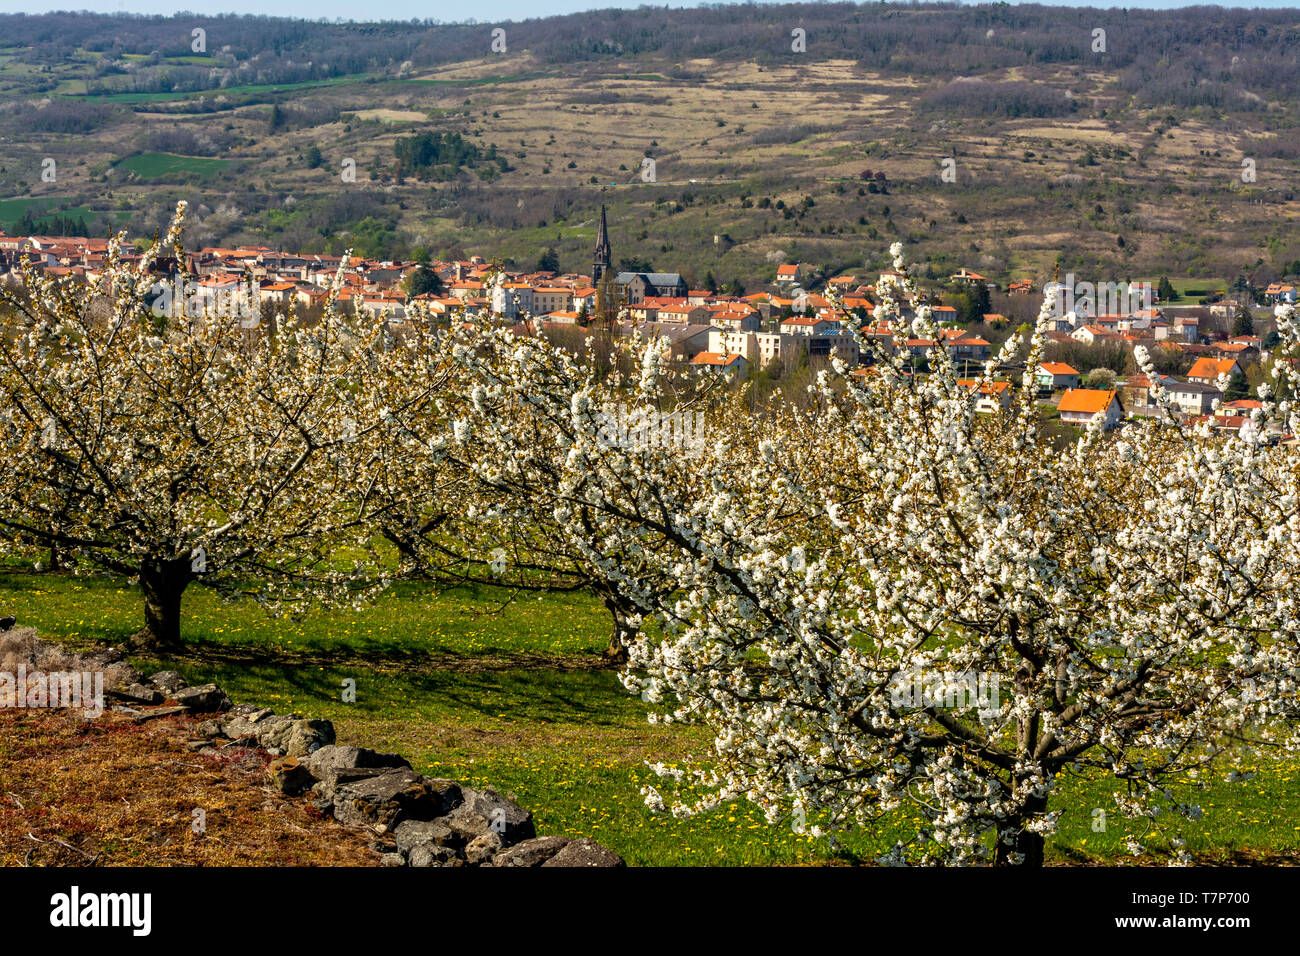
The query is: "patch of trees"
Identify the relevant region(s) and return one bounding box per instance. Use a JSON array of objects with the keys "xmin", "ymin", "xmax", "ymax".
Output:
[
  {"xmin": 405, "ymin": 264, "xmax": 444, "ymax": 297},
  {"xmin": 618, "ymin": 256, "xmax": 654, "ymax": 273},
  {"xmin": 394, "ymin": 131, "xmax": 508, "ymax": 181},
  {"xmin": 143, "ymin": 126, "xmax": 235, "ymax": 157},
  {"xmin": 327, "ymin": 215, "xmax": 403, "ymax": 260},
  {"xmin": 1118, "ymin": 64, "xmax": 1271, "ymax": 112},
  {"xmin": 239, "ymin": 189, "xmax": 408, "ymax": 259},
  {"xmin": 7, "ymin": 5, "xmax": 1298, "ymax": 108},
  {"xmin": 21, "ymin": 100, "xmax": 115, "ymax": 134},
  {"xmin": 536, "ymin": 248, "xmax": 560, "ymax": 273},
  {"xmin": 1044, "ymin": 339, "xmax": 1138, "ymax": 377},
  {"xmin": 919, "ymin": 80, "xmax": 1075, "ymax": 119},
  {"xmin": 748, "ymin": 124, "xmax": 821, "ymax": 146},
  {"xmin": 5, "ymin": 209, "xmax": 99, "ymax": 237}
]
